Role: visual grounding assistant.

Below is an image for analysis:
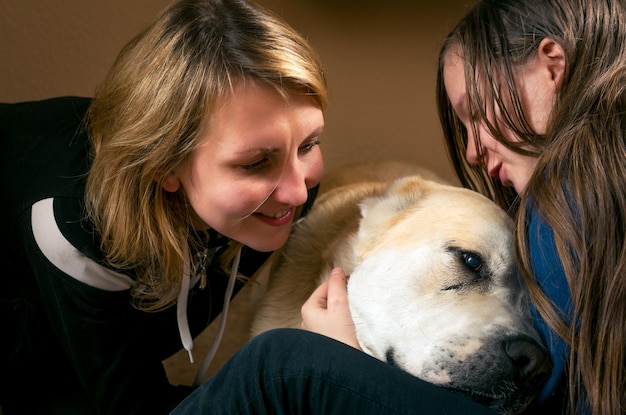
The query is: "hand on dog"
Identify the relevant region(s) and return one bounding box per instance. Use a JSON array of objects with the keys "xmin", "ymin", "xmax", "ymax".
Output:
[{"xmin": 301, "ymin": 267, "xmax": 361, "ymax": 350}]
